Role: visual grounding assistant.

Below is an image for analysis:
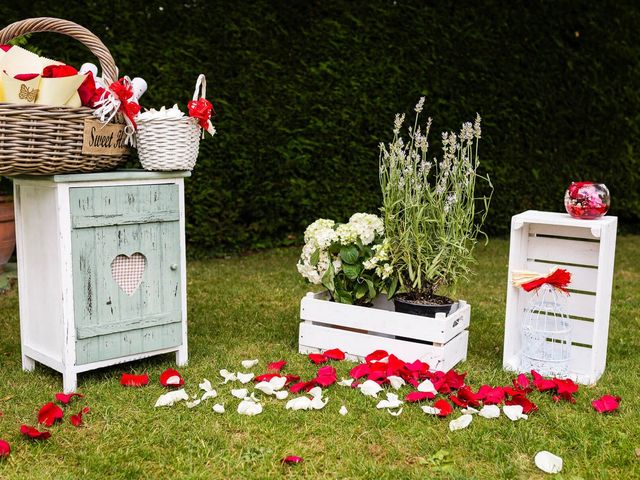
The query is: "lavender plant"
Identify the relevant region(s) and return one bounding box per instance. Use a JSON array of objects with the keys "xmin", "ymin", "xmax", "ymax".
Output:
[{"xmin": 379, "ymin": 98, "xmax": 493, "ymax": 303}]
